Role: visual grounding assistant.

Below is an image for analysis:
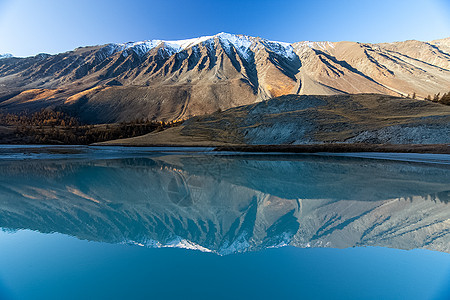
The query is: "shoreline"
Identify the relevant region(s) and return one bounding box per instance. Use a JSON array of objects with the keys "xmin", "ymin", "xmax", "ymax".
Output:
[
  {"xmin": 91, "ymin": 143, "xmax": 450, "ymax": 154},
  {"xmin": 2, "ymin": 143, "xmax": 450, "ymax": 154},
  {"xmin": 1, "ymin": 144, "xmax": 449, "ymax": 164}
]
